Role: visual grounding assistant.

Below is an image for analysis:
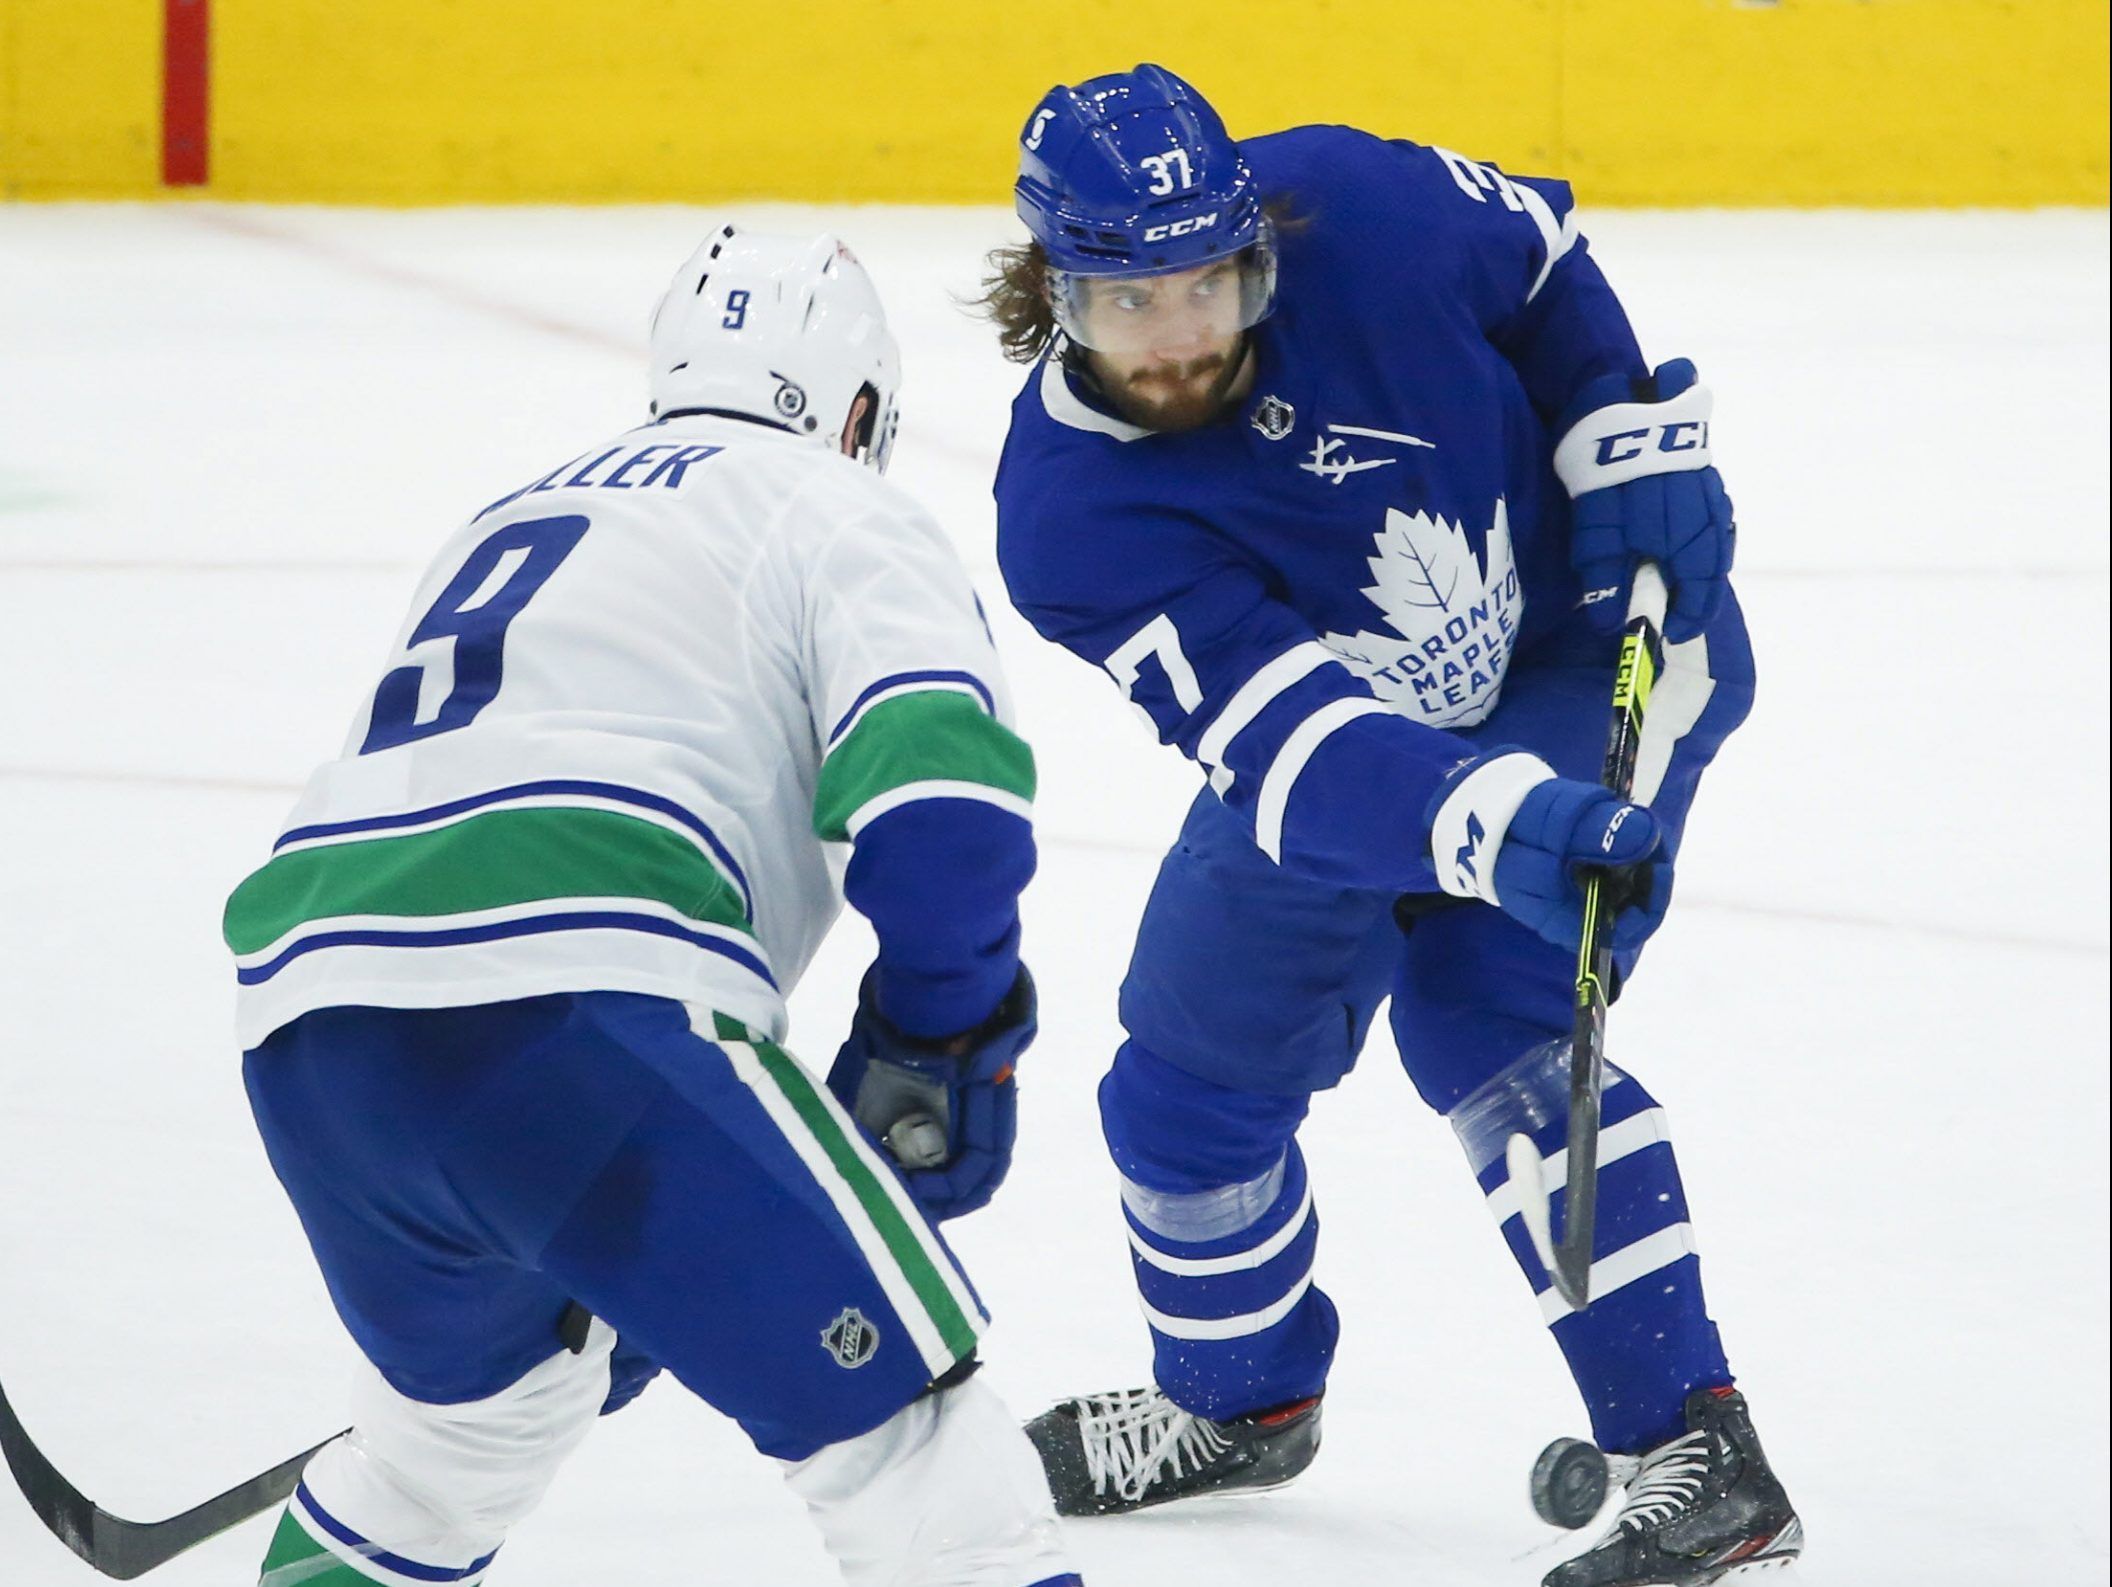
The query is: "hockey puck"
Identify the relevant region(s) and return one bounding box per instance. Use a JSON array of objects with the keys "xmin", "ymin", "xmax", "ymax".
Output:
[
  {"xmin": 884, "ymin": 1113, "xmax": 949, "ymax": 1170},
  {"xmin": 1530, "ymin": 1436, "xmax": 1610, "ymax": 1529}
]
